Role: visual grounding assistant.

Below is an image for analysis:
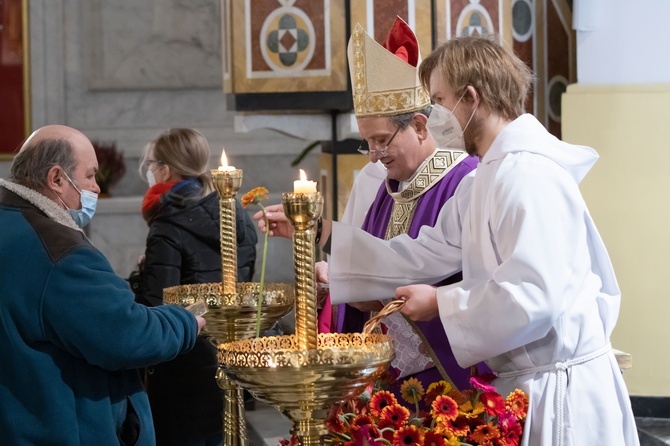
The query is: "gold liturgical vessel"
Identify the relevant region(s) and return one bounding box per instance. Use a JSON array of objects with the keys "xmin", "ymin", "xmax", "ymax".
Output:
[
  {"xmin": 218, "ymin": 191, "xmax": 395, "ymax": 445},
  {"xmin": 163, "ymin": 167, "xmax": 294, "ymax": 446}
]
